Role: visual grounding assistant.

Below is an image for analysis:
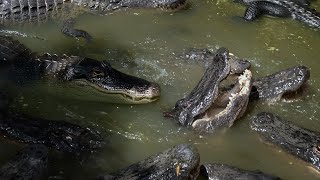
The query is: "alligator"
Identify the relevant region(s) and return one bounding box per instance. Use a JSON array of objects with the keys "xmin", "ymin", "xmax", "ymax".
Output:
[
  {"xmin": 98, "ymin": 144, "xmax": 200, "ymax": 180},
  {"xmin": 0, "ymin": 144, "xmax": 48, "ymax": 180},
  {"xmin": 250, "ymin": 112, "xmax": 320, "ymax": 171},
  {"xmin": 236, "ymin": 0, "xmax": 320, "ymax": 29},
  {"xmin": 0, "ymin": 0, "xmax": 188, "ymax": 40},
  {"xmin": 250, "ymin": 66, "xmax": 310, "ymax": 101},
  {"xmin": 200, "ymin": 163, "xmax": 281, "ymax": 180},
  {"xmin": 165, "ymin": 47, "xmax": 253, "ymax": 133},
  {"xmin": 0, "ymin": 35, "xmax": 161, "ymax": 104},
  {"xmin": 181, "ymin": 48, "xmax": 251, "ymax": 74},
  {"xmin": 0, "ymin": 109, "xmax": 104, "ymax": 154},
  {"xmin": 181, "ymin": 48, "xmax": 310, "ymax": 101}
]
